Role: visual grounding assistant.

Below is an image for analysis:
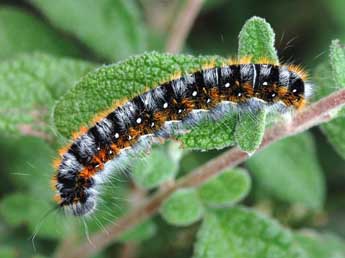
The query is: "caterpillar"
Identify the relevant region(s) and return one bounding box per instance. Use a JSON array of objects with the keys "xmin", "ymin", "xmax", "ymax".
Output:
[{"xmin": 52, "ymin": 59, "xmax": 312, "ymax": 216}]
